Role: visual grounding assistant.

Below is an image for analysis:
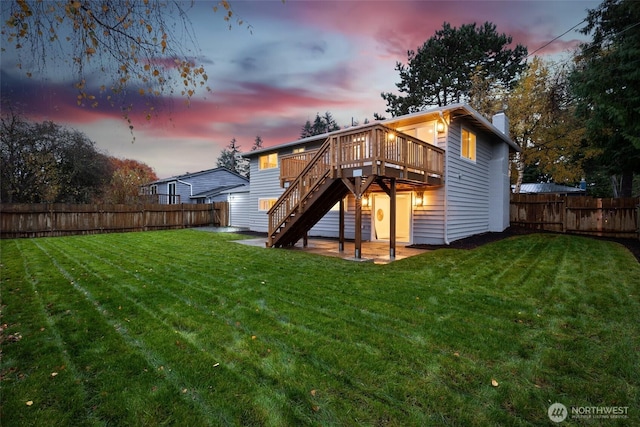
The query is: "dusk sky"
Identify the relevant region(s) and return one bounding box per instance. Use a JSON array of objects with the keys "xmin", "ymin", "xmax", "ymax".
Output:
[{"xmin": 1, "ymin": 0, "xmax": 600, "ymax": 179}]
